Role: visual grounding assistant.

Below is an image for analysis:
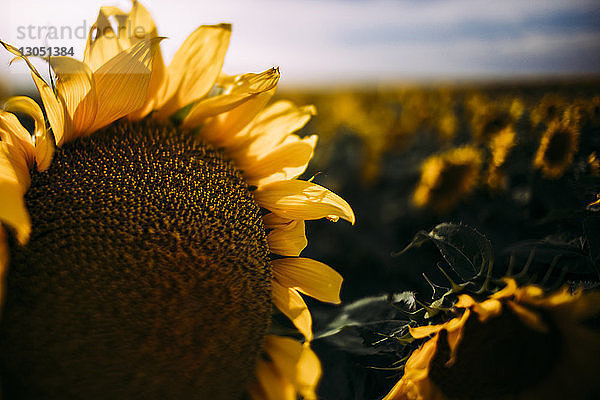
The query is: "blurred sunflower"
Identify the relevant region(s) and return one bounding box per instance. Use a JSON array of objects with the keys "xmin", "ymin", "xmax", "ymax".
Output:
[
  {"xmin": 530, "ymin": 93, "xmax": 567, "ymax": 128},
  {"xmin": 588, "ymin": 96, "xmax": 600, "ymax": 127},
  {"xmin": 533, "ymin": 119, "xmax": 580, "ymax": 179},
  {"xmin": 0, "ymin": 2, "xmax": 354, "ymax": 399},
  {"xmin": 413, "ymin": 146, "xmax": 483, "ymax": 214},
  {"xmin": 465, "ymin": 93, "xmax": 521, "ymax": 142},
  {"xmin": 486, "ymin": 126, "xmax": 517, "ymax": 190},
  {"xmin": 383, "ymin": 278, "xmax": 600, "ymax": 400}
]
